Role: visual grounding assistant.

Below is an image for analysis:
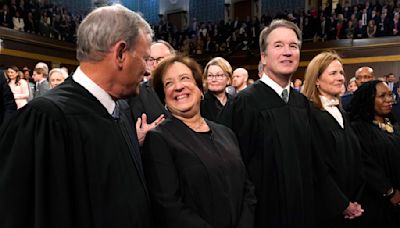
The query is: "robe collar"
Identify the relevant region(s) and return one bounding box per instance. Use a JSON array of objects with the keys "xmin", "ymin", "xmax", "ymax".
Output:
[
  {"xmin": 72, "ymin": 67, "xmax": 115, "ymax": 115},
  {"xmin": 260, "ymin": 73, "xmax": 291, "ymax": 99}
]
